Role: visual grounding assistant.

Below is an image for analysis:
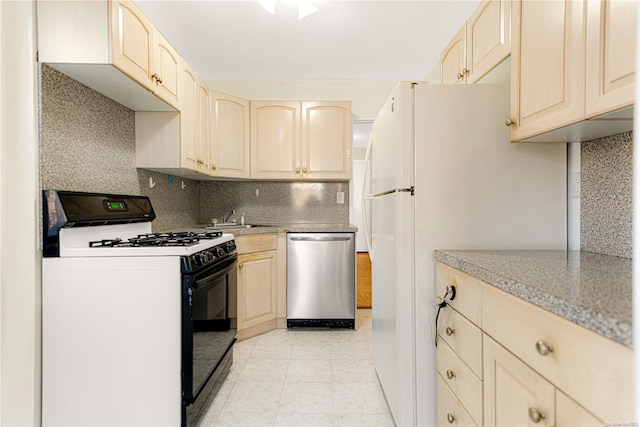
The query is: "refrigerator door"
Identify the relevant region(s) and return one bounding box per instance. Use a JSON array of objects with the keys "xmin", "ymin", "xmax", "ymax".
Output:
[
  {"xmin": 413, "ymin": 83, "xmax": 567, "ymax": 426},
  {"xmin": 369, "ymin": 82, "xmax": 417, "ymax": 427}
]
